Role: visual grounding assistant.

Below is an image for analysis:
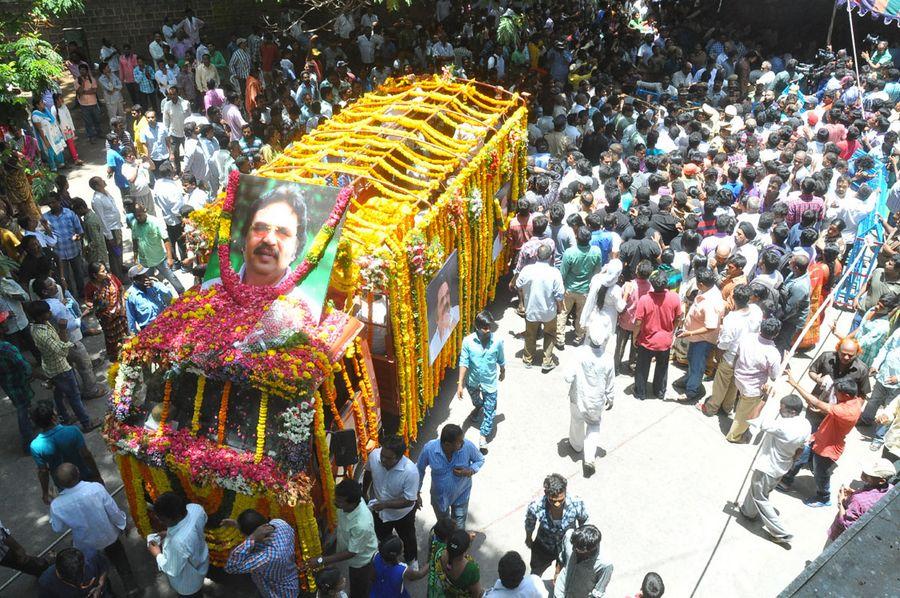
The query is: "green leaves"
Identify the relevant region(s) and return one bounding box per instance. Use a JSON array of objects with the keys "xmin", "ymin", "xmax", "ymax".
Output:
[
  {"xmin": 4, "ymin": 34, "xmax": 65, "ymax": 94},
  {"xmin": 497, "ymin": 12, "xmax": 523, "ymax": 48},
  {"xmin": 29, "ymin": 0, "xmax": 84, "ymax": 22},
  {"xmin": 0, "ymin": 0, "xmax": 84, "ymax": 112}
]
